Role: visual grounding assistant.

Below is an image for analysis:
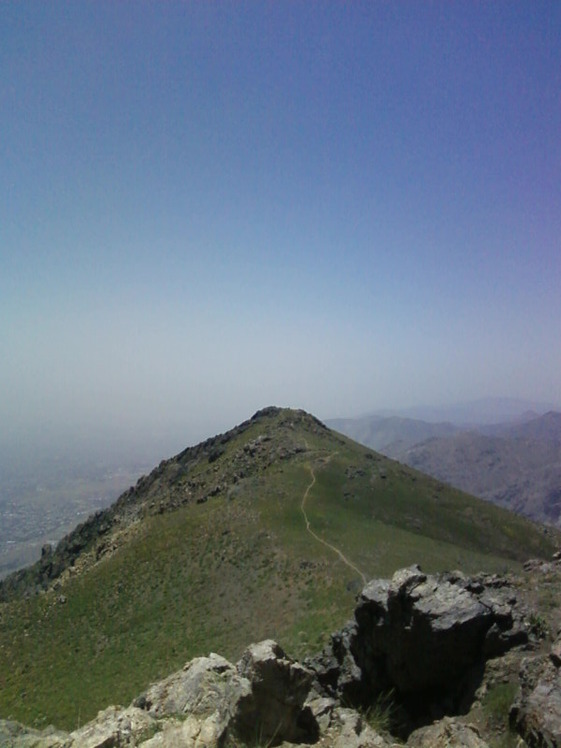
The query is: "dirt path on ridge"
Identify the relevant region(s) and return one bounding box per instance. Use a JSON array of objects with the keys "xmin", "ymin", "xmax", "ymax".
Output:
[{"xmin": 300, "ymin": 456, "xmax": 367, "ymax": 586}]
